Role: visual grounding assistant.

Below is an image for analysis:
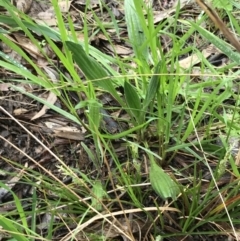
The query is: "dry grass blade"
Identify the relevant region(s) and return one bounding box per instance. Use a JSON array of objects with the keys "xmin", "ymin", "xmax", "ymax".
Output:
[
  {"xmin": 1, "ymin": 0, "xmax": 240, "ymax": 239},
  {"xmin": 195, "ymin": 0, "xmax": 240, "ymax": 53},
  {"xmin": 59, "ymin": 207, "xmax": 180, "ymax": 241}
]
